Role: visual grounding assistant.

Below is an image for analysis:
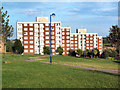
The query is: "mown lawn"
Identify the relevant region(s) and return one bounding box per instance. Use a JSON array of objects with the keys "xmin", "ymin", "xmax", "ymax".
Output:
[
  {"xmin": 39, "ymin": 55, "xmax": 119, "ymax": 70},
  {"xmin": 2, "ymin": 54, "xmax": 119, "ymax": 88}
]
